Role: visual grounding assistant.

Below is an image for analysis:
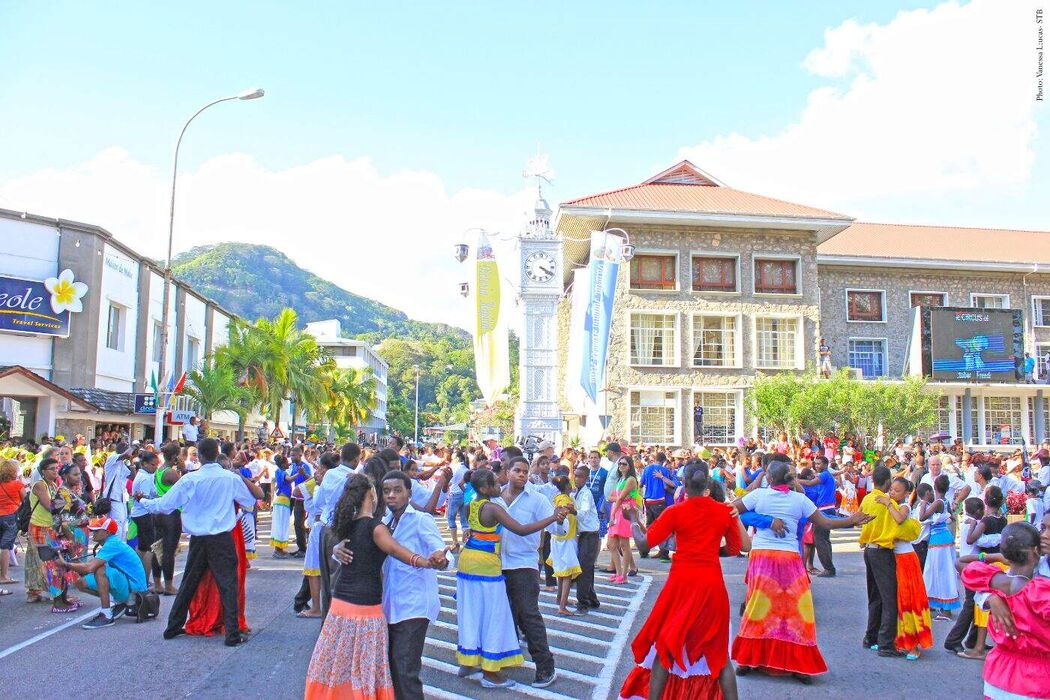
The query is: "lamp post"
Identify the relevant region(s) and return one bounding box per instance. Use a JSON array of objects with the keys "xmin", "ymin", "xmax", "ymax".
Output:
[
  {"xmin": 153, "ymin": 88, "xmax": 265, "ymax": 443},
  {"xmin": 413, "ymin": 364, "xmax": 420, "ymax": 445}
]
